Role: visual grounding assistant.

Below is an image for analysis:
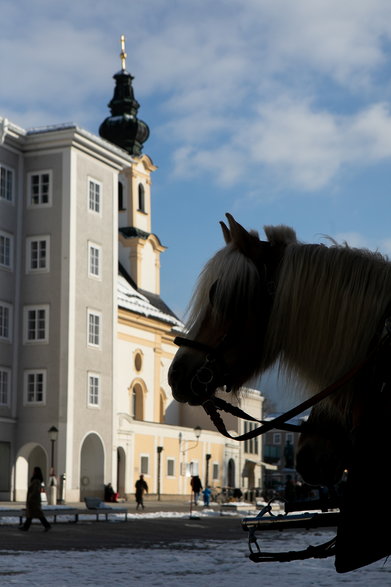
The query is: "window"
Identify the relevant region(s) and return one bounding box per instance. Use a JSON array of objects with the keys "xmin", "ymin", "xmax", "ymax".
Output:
[
  {"xmin": 118, "ymin": 181, "xmax": 125, "ymax": 210},
  {"xmin": 167, "ymin": 458, "xmax": 175, "ymax": 477},
  {"xmin": 88, "ymin": 243, "xmax": 101, "ymax": 278},
  {"xmin": 24, "ymin": 305, "xmax": 49, "ymax": 343},
  {"xmin": 286, "ymin": 432, "xmax": 294, "ymax": 445},
  {"xmin": 134, "ymin": 352, "xmax": 142, "ymax": 372},
  {"xmin": 0, "ymin": 165, "xmax": 13, "ymax": 202},
  {"xmin": 88, "ymin": 179, "xmax": 101, "ymax": 213},
  {"xmin": 0, "ymin": 231, "xmax": 12, "ymax": 269},
  {"xmin": 273, "ymin": 432, "xmax": 281, "ymax": 445},
  {"xmin": 138, "ymin": 183, "xmax": 145, "ymax": 212},
  {"xmin": 24, "ymin": 370, "xmax": 46, "ymax": 404},
  {"xmin": 212, "ymin": 463, "xmax": 219, "ymax": 480},
  {"xmin": 159, "ymin": 391, "xmax": 165, "ymax": 423},
  {"xmin": 88, "ymin": 310, "xmax": 101, "ymax": 347},
  {"xmin": 140, "ymin": 455, "xmax": 149, "ymax": 475},
  {"xmin": 244, "ymin": 422, "xmax": 259, "ymax": 454},
  {"xmin": 131, "ymin": 383, "xmax": 144, "ymax": 420},
  {"xmin": 88, "ymin": 373, "xmax": 100, "ymax": 406},
  {"xmin": 26, "ymin": 236, "xmax": 50, "ymax": 272},
  {"xmin": 0, "ymin": 303, "xmax": 12, "ymax": 341},
  {"xmin": 29, "ymin": 171, "xmax": 51, "ymax": 206},
  {"xmin": 0, "ymin": 368, "xmax": 10, "ymax": 406}
]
